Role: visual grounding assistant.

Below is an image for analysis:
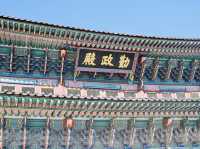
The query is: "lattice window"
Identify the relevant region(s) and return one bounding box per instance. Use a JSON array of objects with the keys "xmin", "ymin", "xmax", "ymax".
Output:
[
  {"xmin": 0, "ymin": 47, "xmax": 10, "ymax": 55},
  {"xmin": 25, "ymin": 24, "xmax": 29, "ymax": 32},
  {"xmin": 68, "ymin": 89, "xmax": 80, "ymax": 96},
  {"xmin": 3, "ymin": 20, "xmax": 8, "ymax": 29},
  {"xmin": 49, "ymin": 129, "xmax": 65, "ymax": 148},
  {"xmin": 106, "ymin": 90, "xmax": 118, "ymax": 98},
  {"xmin": 147, "ymin": 92, "xmax": 157, "ymax": 98},
  {"xmin": 15, "ymin": 48, "xmax": 27, "ymax": 56},
  {"xmin": 61, "ymin": 30, "xmax": 65, "ymax": 38},
  {"xmin": 48, "ymin": 50, "xmax": 59, "ymax": 59},
  {"xmin": 1, "ymin": 86, "xmax": 15, "ymax": 93},
  {"xmin": 87, "ymin": 89, "xmax": 99, "ymax": 97},
  {"xmin": 27, "ymin": 128, "xmax": 44, "ymax": 148},
  {"xmin": 45, "ymin": 28, "xmax": 50, "ymax": 35},
  {"xmin": 14, "ymin": 23, "xmax": 18, "ymax": 31},
  {"xmin": 124, "ymin": 91, "xmax": 136, "ymax": 98},
  {"xmin": 176, "ymin": 93, "xmax": 185, "ymax": 99},
  {"xmin": 41, "ymin": 88, "xmax": 54, "ymax": 95},
  {"xmin": 3, "ymin": 128, "xmax": 22, "ymax": 148},
  {"xmin": 19, "ymin": 23, "xmax": 24, "ymax": 32},
  {"xmin": 190, "ymin": 92, "xmax": 199, "ymax": 99},
  {"xmin": 162, "ymin": 93, "xmax": 171, "ymax": 98},
  {"xmin": 22, "ymin": 87, "xmax": 35, "ymax": 94},
  {"xmin": 30, "ymin": 25, "xmax": 34, "ymax": 33}
]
